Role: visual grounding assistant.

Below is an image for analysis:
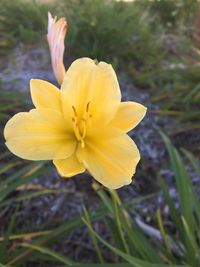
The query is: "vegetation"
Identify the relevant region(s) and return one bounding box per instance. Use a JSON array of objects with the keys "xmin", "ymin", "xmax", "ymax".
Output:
[
  {"xmin": 1, "ymin": 0, "xmax": 199, "ymax": 130},
  {"xmin": 0, "ymin": 129, "xmax": 199, "ymax": 266},
  {"xmin": 0, "ymin": 0, "xmax": 199, "ymax": 266},
  {"xmin": 84, "ymin": 133, "xmax": 200, "ymax": 267}
]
